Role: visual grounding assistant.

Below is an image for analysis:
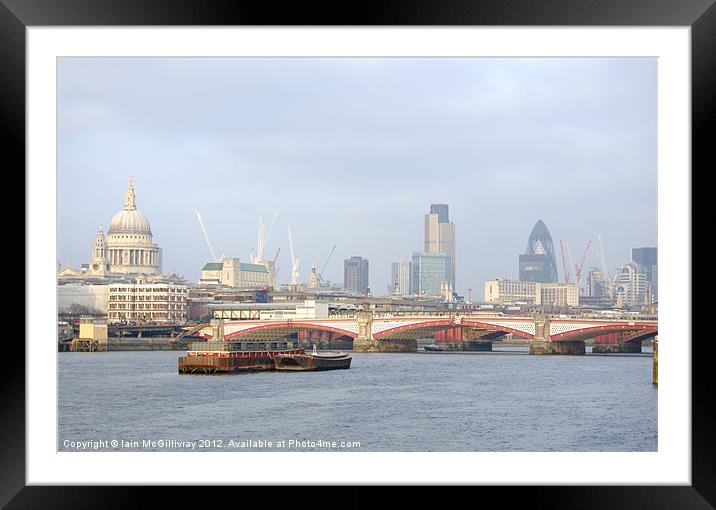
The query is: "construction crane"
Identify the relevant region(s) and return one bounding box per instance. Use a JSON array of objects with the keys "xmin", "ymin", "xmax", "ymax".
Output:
[
  {"xmin": 317, "ymin": 244, "xmax": 337, "ymax": 284},
  {"xmin": 253, "ymin": 209, "xmax": 280, "ymax": 264},
  {"xmin": 194, "ymin": 210, "xmax": 217, "ymax": 263},
  {"xmin": 559, "ymin": 240, "xmax": 571, "ymax": 284},
  {"xmin": 574, "ymin": 240, "xmax": 592, "ymax": 291},
  {"xmin": 597, "ymin": 233, "xmax": 610, "ymax": 281},
  {"xmin": 271, "ymin": 247, "xmax": 281, "ymax": 285},
  {"xmin": 287, "ymin": 225, "xmax": 300, "ymax": 285},
  {"xmin": 565, "ymin": 242, "xmax": 576, "ymax": 288}
]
